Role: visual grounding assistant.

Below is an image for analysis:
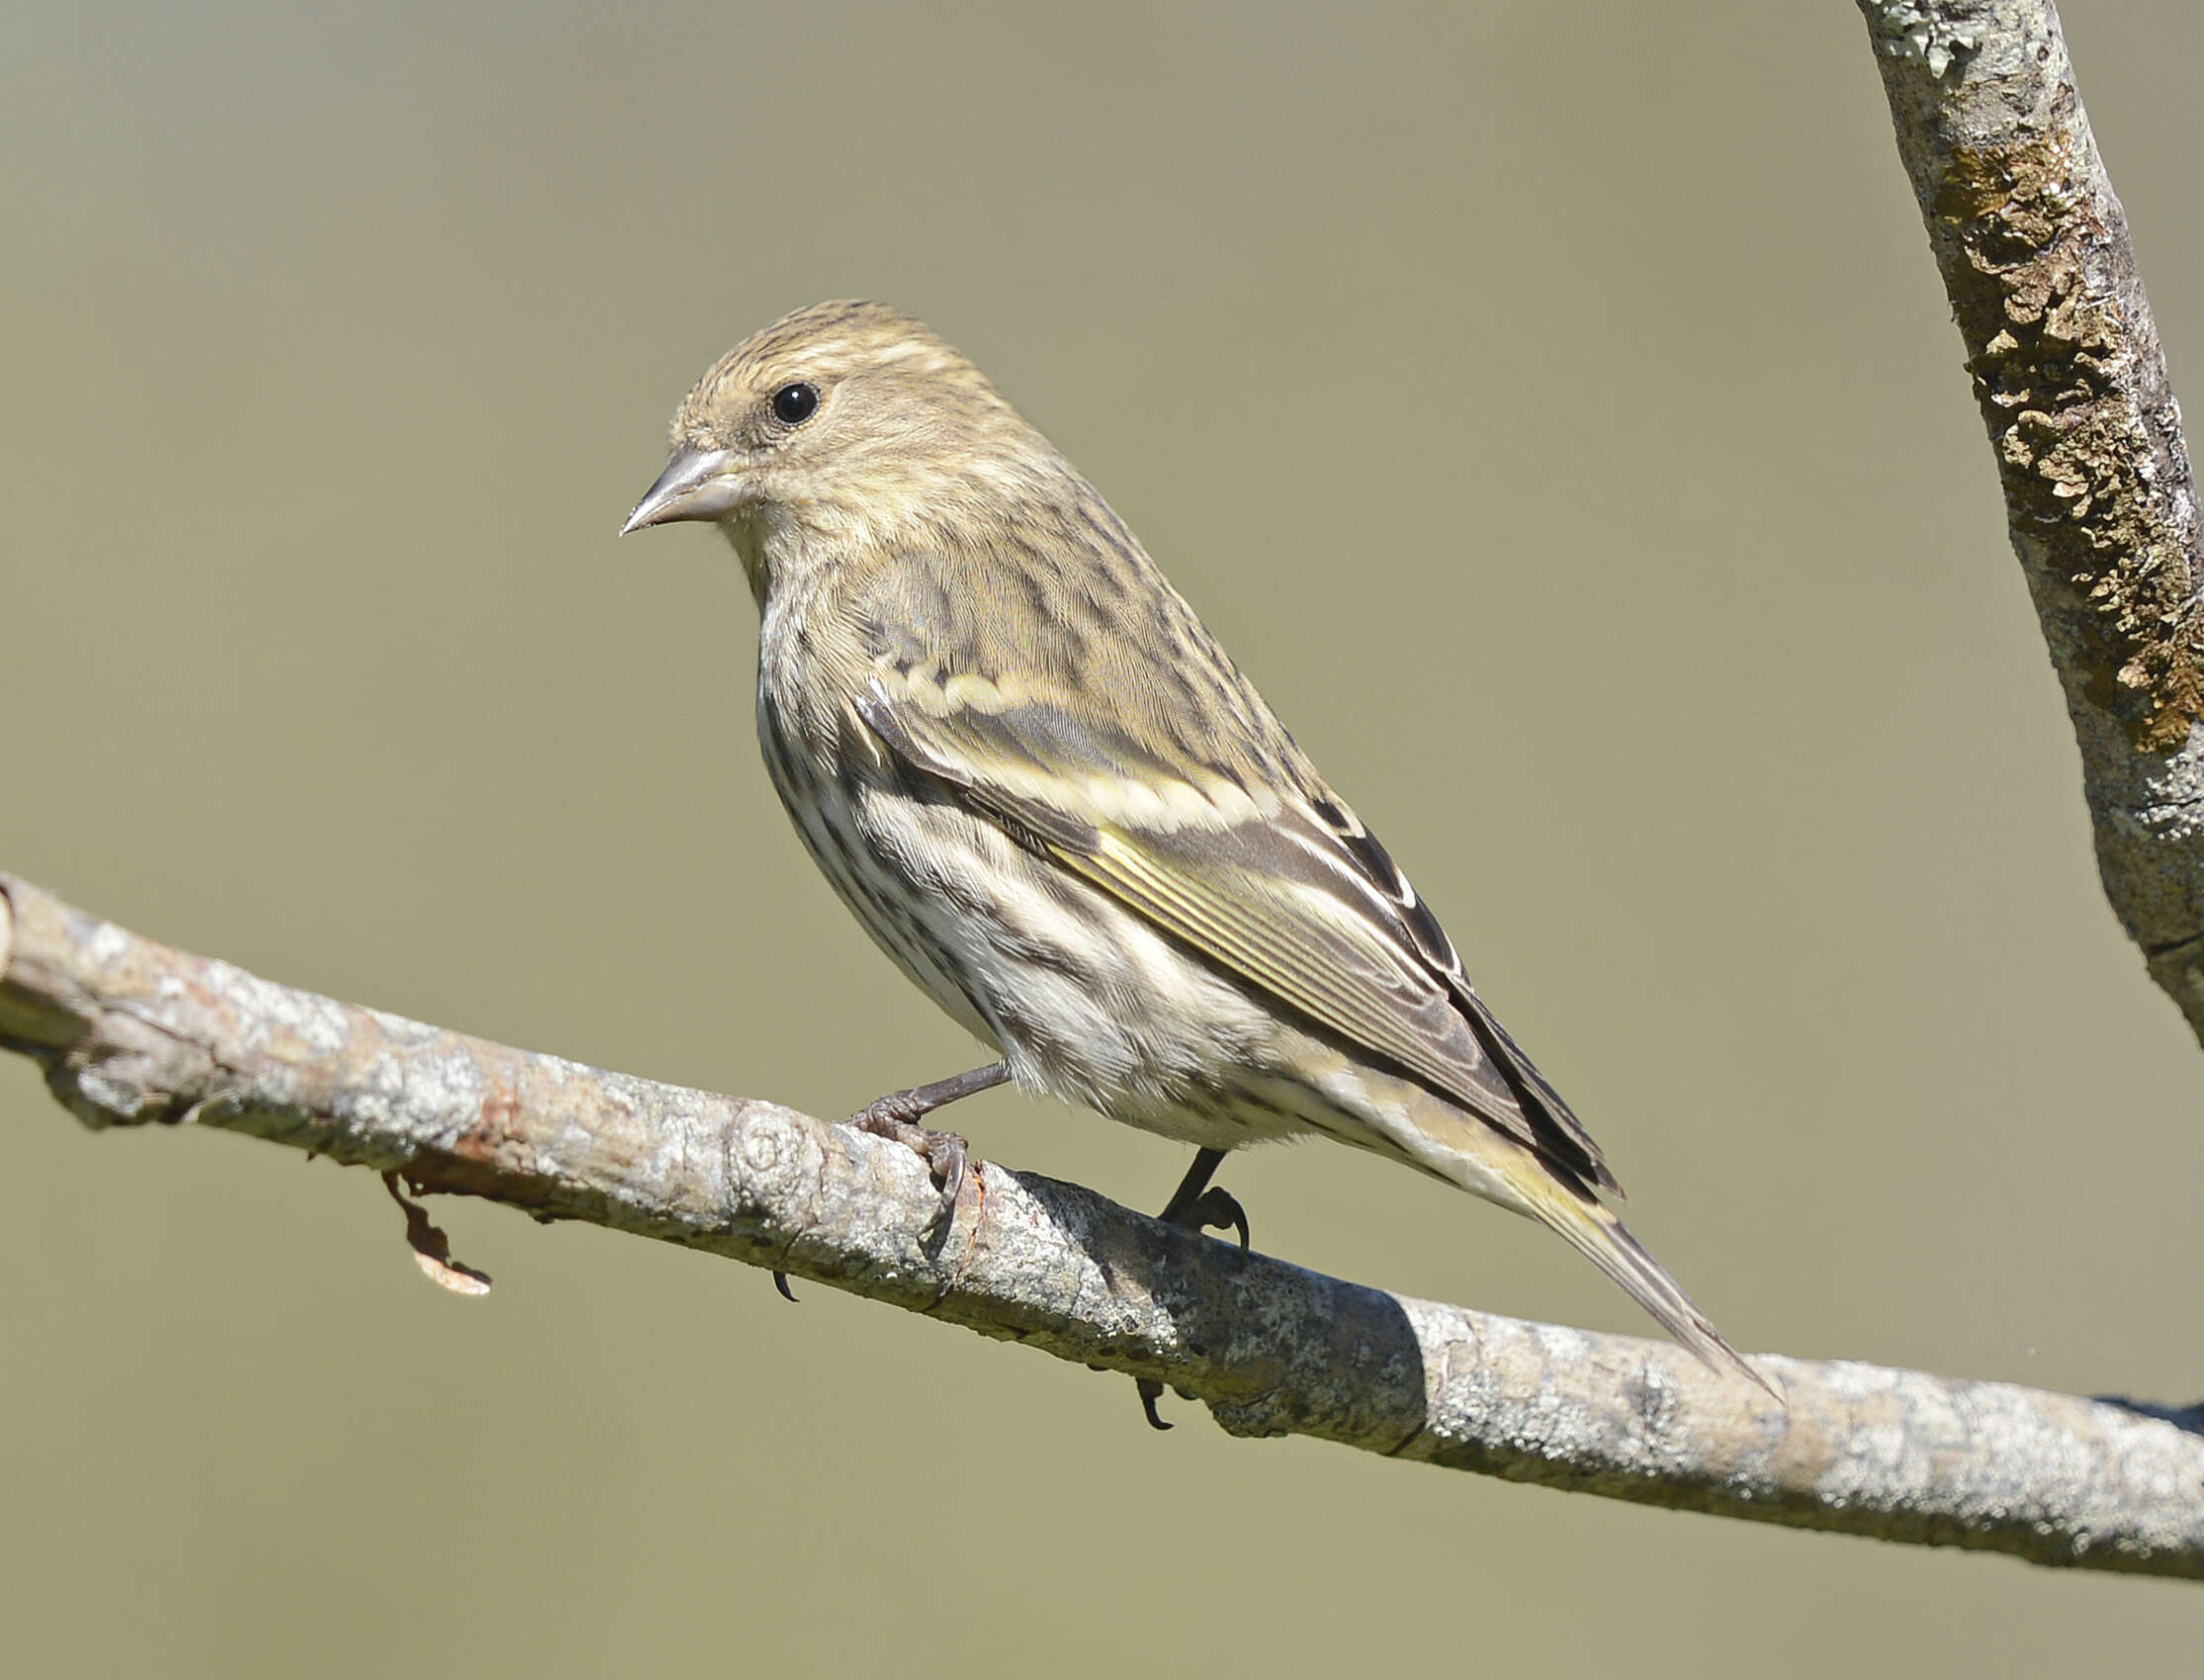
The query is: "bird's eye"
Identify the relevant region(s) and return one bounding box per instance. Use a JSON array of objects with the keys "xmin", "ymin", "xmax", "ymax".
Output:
[{"xmin": 771, "ymin": 382, "xmax": 820, "ymax": 425}]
